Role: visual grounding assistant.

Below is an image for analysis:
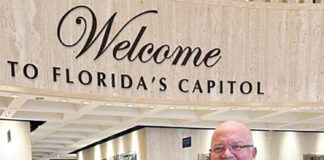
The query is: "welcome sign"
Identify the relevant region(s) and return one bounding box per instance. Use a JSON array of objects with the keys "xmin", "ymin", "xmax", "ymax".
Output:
[{"xmin": 1, "ymin": 0, "xmax": 323, "ymax": 104}]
